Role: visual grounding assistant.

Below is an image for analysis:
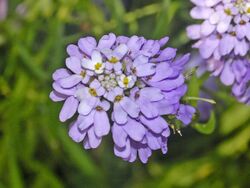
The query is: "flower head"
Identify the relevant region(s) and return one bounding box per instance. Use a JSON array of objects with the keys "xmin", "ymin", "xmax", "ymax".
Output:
[
  {"xmin": 50, "ymin": 33, "xmax": 195, "ymax": 163},
  {"xmin": 187, "ymin": 0, "xmax": 250, "ymax": 104}
]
